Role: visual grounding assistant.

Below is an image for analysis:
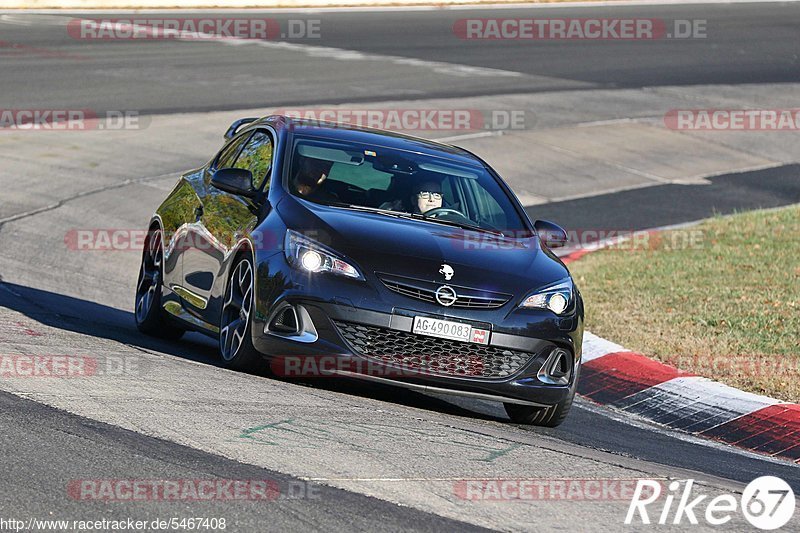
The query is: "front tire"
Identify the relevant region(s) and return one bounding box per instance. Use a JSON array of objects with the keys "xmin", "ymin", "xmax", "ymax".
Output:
[
  {"xmin": 505, "ymin": 359, "xmax": 580, "ymax": 427},
  {"xmin": 135, "ymin": 229, "xmax": 184, "ymax": 340},
  {"xmin": 219, "ymin": 254, "xmax": 264, "ymax": 372},
  {"xmin": 504, "ymin": 389, "xmax": 575, "ymax": 427}
]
